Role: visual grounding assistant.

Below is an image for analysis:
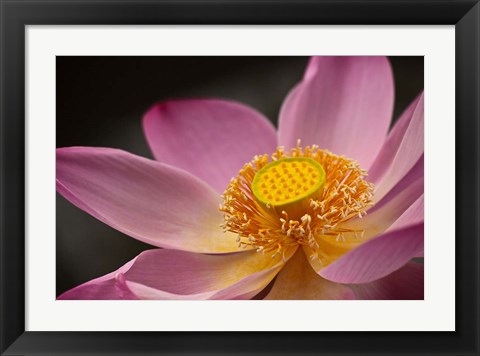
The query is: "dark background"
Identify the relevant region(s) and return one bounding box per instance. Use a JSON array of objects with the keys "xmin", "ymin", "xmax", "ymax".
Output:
[{"xmin": 56, "ymin": 56, "xmax": 423, "ymax": 297}]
